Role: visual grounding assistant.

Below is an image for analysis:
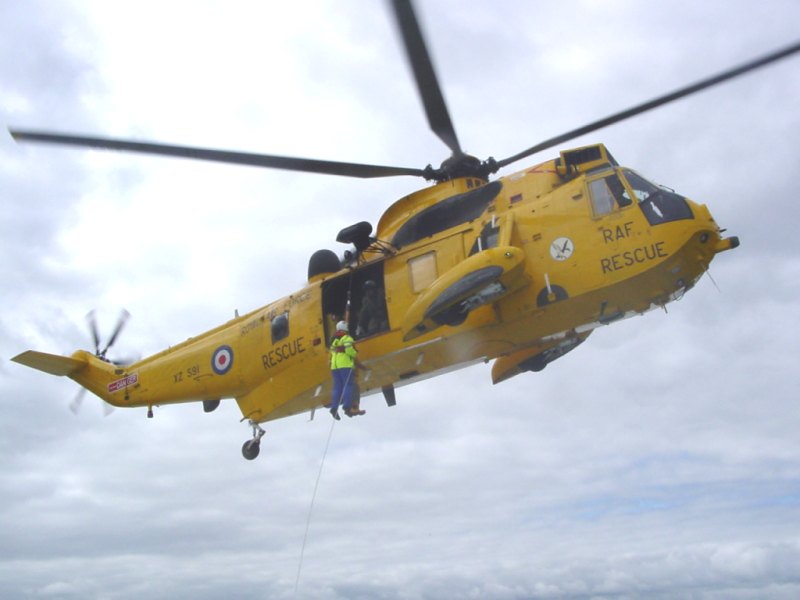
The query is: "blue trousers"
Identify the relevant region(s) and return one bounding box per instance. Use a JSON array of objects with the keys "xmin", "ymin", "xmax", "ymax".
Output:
[{"xmin": 330, "ymin": 368, "xmax": 355, "ymax": 412}]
